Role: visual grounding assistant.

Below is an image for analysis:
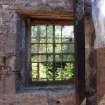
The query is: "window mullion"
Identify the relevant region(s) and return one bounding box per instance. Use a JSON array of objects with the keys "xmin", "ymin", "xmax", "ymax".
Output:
[
  {"xmin": 46, "ymin": 25, "xmax": 48, "ymax": 81},
  {"xmin": 53, "ymin": 25, "xmax": 56, "ymax": 80},
  {"xmin": 36, "ymin": 26, "xmax": 40, "ymax": 80},
  {"xmin": 61, "ymin": 26, "xmax": 63, "ymax": 80}
]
